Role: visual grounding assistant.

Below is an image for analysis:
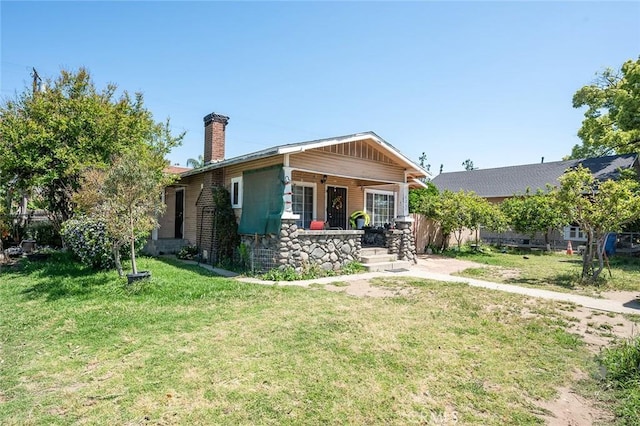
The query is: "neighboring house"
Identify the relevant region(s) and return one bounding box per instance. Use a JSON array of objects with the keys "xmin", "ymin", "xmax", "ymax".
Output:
[
  {"xmin": 149, "ymin": 112, "xmax": 430, "ymax": 271},
  {"xmin": 431, "ymin": 154, "xmax": 640, "ymax": 249}
]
